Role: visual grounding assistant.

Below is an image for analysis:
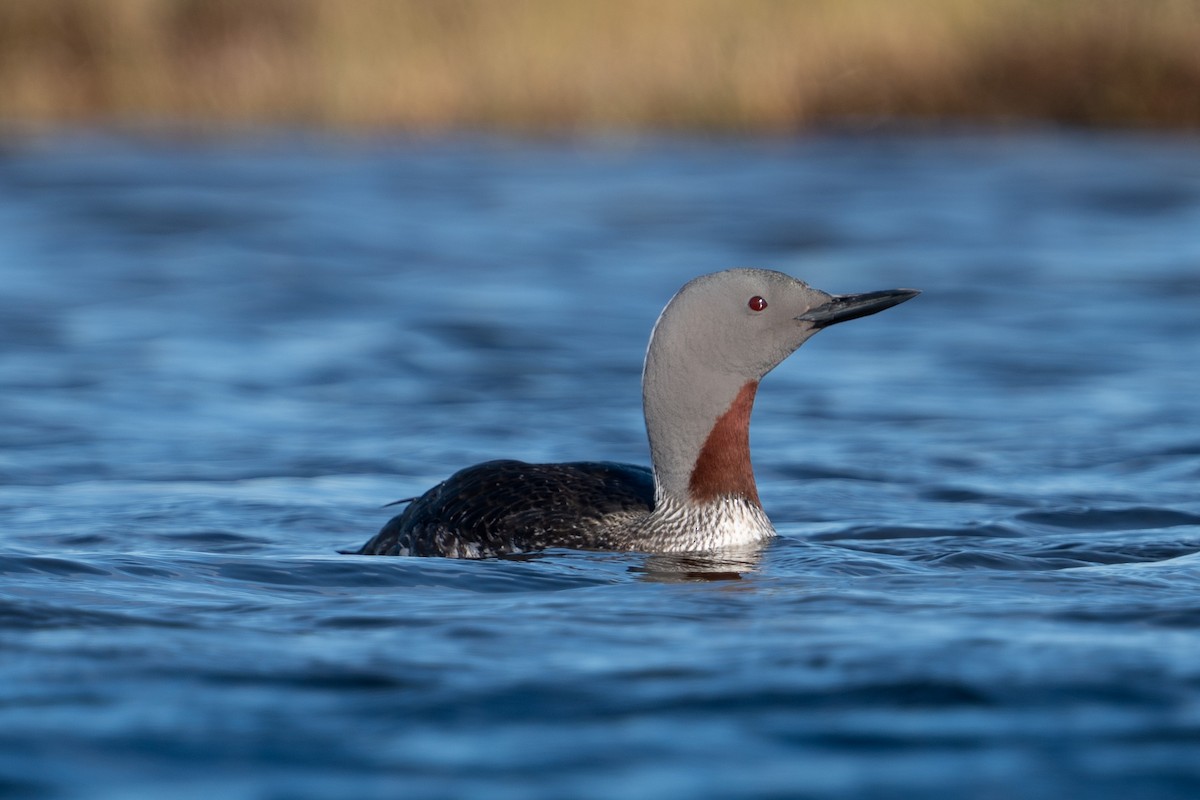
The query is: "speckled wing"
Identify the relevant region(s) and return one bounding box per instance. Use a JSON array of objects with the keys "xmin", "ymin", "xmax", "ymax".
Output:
[{"xmin": 355, "ymin": 460, "xmax": 656, "ymax": 557}]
